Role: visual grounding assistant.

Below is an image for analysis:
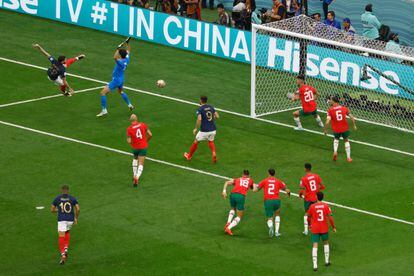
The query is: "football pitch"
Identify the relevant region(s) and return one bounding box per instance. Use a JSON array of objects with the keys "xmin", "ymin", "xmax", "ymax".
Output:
[{"xmin": 1, "ymin": 10, "xmax": 414, "ymax": 275}]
